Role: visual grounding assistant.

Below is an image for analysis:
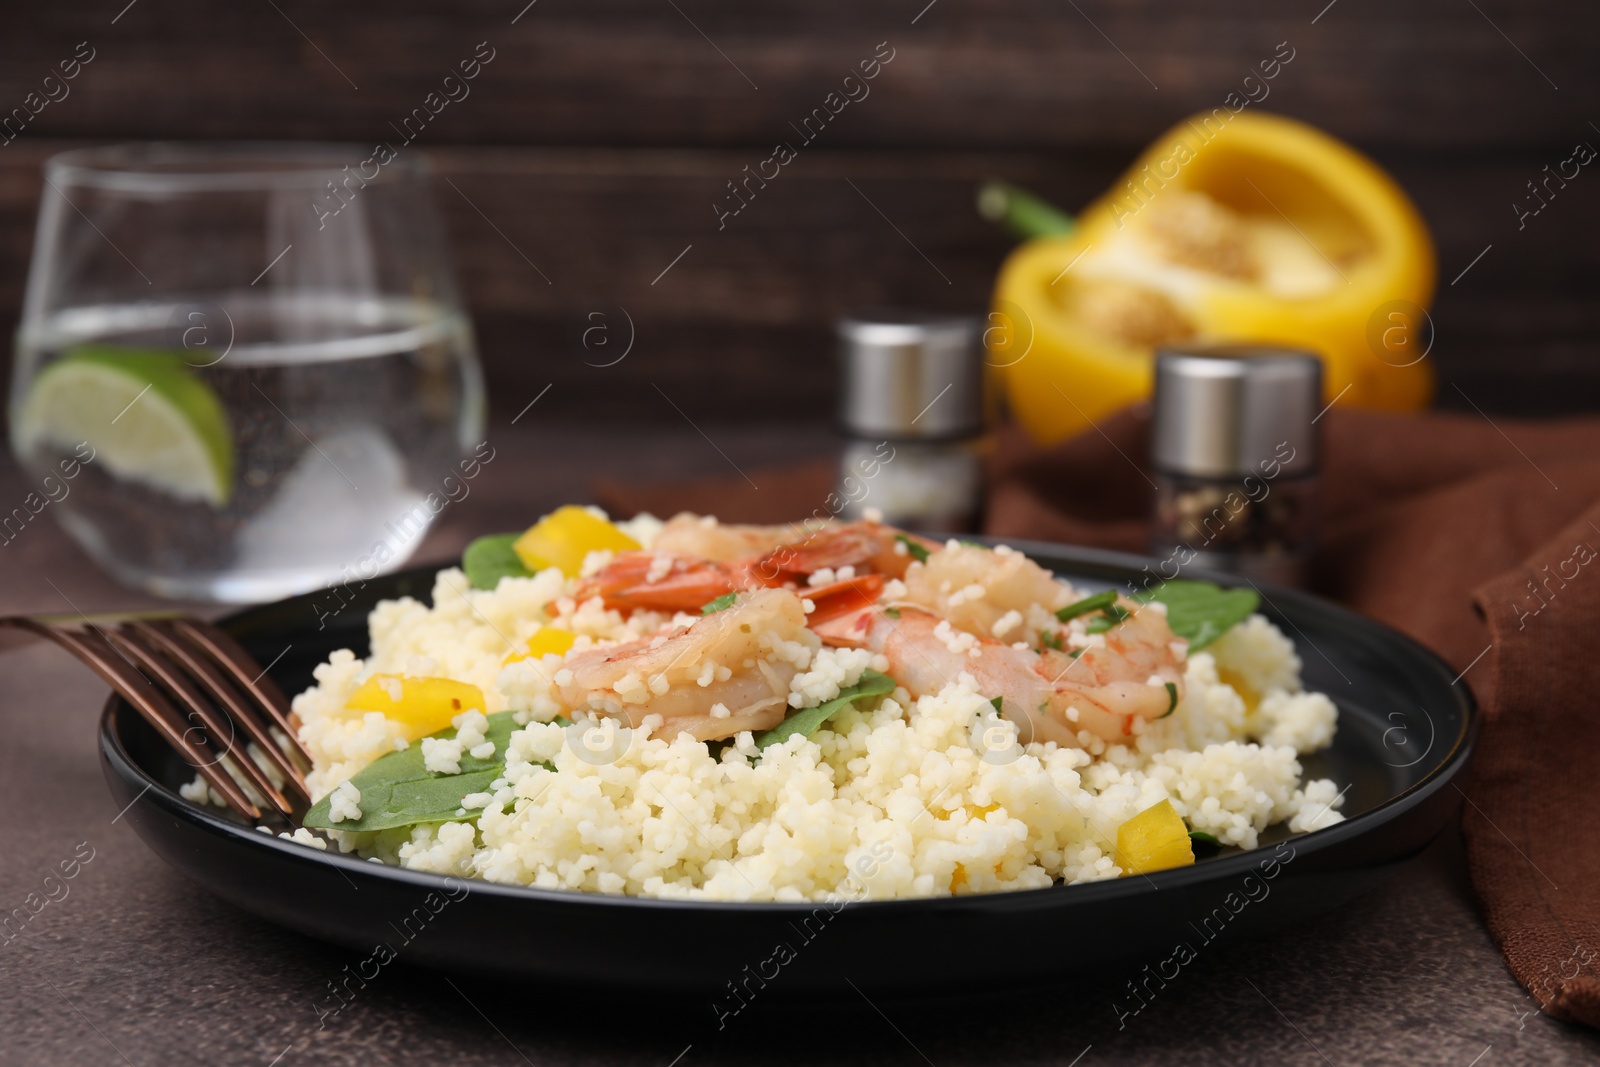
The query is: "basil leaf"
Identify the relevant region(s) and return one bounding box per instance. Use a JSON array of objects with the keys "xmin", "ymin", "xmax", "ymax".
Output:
[
  {"xmin": 1137, "ymin": 580, "xmax": 1259, "ymax": 650},
  {"xmin": 754, "ymin": 669, "xmax": 896, "ymax": 750},
  {"xmin": 990, "ymin": 695, "xmax": 1004, "ymax": 713},
  {"xmin": 896, "ymin": 534, "xmax": 929, "ymax": 563},
  {"xmin": 463, "ymin": 533, "xmax": 533, "ymax": 590},
  {"xmin": 1056, "ymin": 590, "xmax": 1116, "ymax": 622},
  {"xmin": 303, "ymin": 710, "xmax": 527, "ymax": 833},
  {"xmin": 701, "ymin": 592, "xmax": 737, "ymax": 615},
  {"xmin": 1188, "ymin": 830, "xmax": 1222, "ymax": 857}
]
